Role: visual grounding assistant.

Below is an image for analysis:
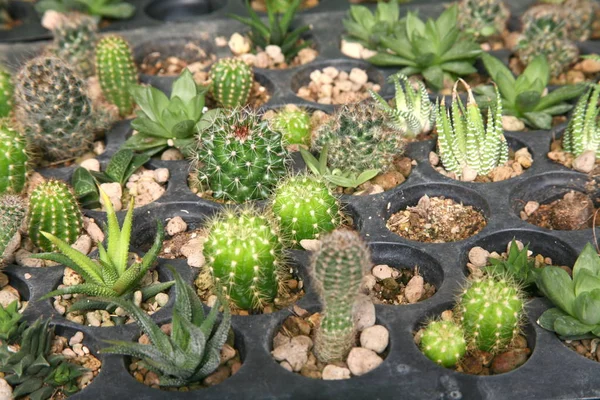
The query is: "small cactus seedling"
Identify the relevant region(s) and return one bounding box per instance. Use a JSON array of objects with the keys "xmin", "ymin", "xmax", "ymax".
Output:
[
  {"xmin": 562, "ymin": 84, "xmax": 600, "ymax": 157},
  {"xmin": 203, "ymin": 207, "xmax": 287, "ymax": 311},
  {"xmin": 457, "ymin": 0, "xmax": 510, "ymax": 40},
  {"xmin": 49, "ymin": 12, "xmax": 98, "ymax": 78},
  {"xmin": 96, "ymin": 35, "xmax": 138, "ymax": 116},
  {"xmin": 269, "ymin": 107, "xmax": 312, "ymax": 146},
  {"xmin": 420, "ymin": 320, "xmax": 467, "ymax": 367},
  {"xmin": 0, "ymin": 120, "xmax": 28, "ymax": 194},
  {"xmin": 0, "ymin": 66, "xmax": 13, "ymax": 117},
  {"xmin": 311, "ymin": 229, "xmax": 371, "ymax": 362},
  {"xmin": 271, "ymin": 174, "xmax": 341, "ymax": 246},
  {"xmin": 458, "ymin": 275, "xmax": 524, "ymax": 353},
  {"xmin": 27, "ymin": 180, "xmax": 83, "ymax": 252},
  {"xmin": 0, "ymin": 194, "xmax": 27, "ymax": 266},
  {"xmin": 208, "ymin": 58, "xmax": 254, "ymax": 108}
]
